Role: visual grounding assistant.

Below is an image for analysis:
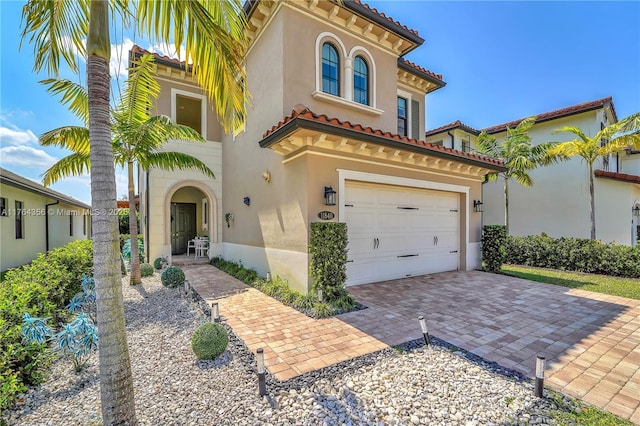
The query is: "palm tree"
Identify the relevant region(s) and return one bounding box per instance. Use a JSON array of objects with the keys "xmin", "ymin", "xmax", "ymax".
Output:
[
  {"xmin": 20, "ymin": 1, "xmax": 247, "ymax": 423},
  {"xmin": 477, "ymin": 117, "xmax": 558, "ymax": 231},
  {"xmin": 40, "ymin": 54, "xmax": 216, "ymax": 285},
  {"xmin": 548, "ymin": 115, "xmax": 640, "ymax": 240}
]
